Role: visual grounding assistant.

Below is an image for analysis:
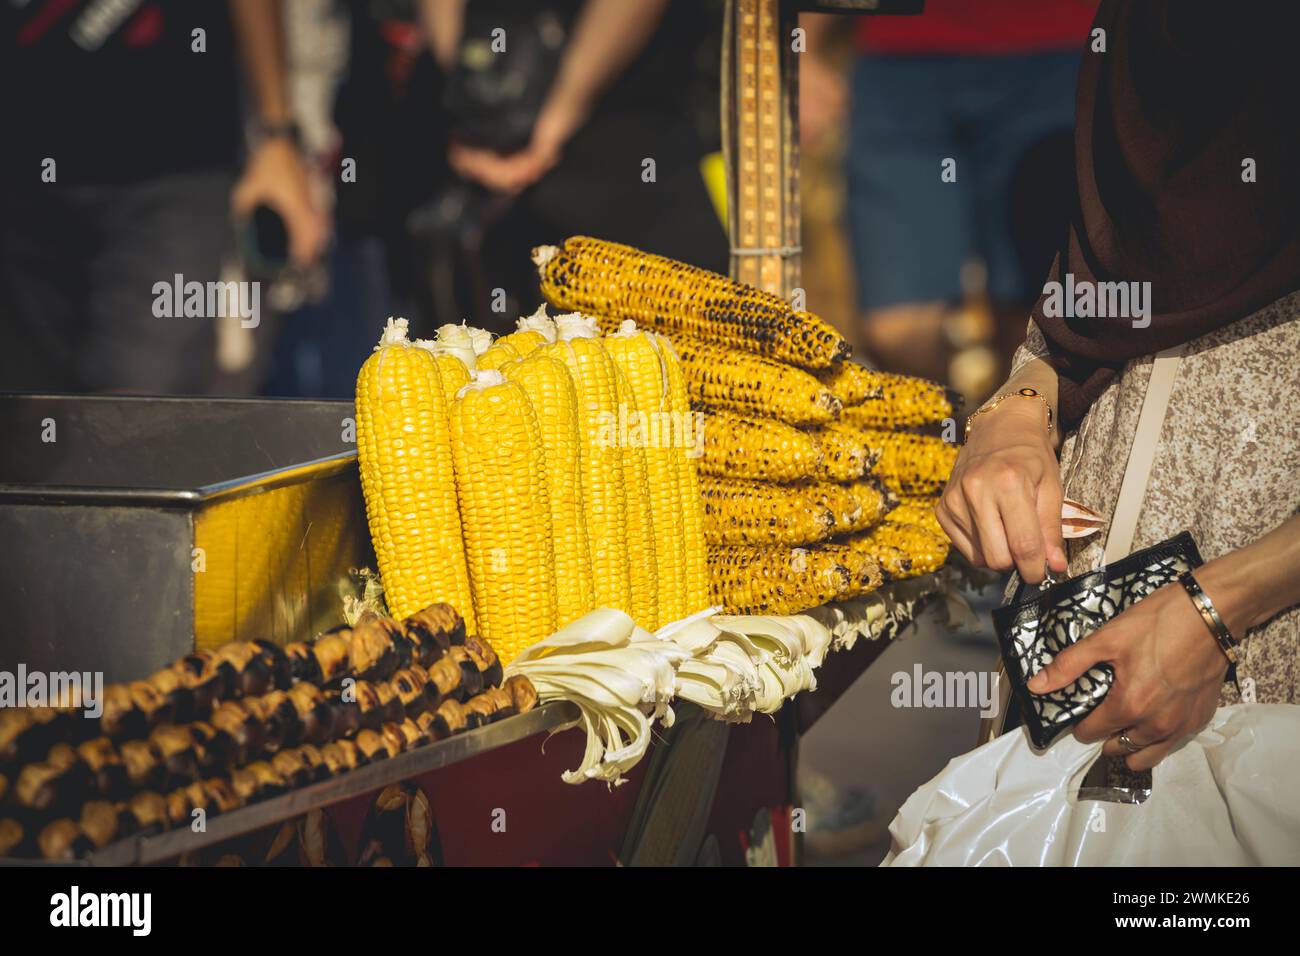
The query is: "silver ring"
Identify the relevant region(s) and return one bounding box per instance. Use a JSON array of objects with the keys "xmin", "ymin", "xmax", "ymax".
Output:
[{"xmin": 1117, "ymin": 730, "xmax": 1143, "ymax": 754}]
